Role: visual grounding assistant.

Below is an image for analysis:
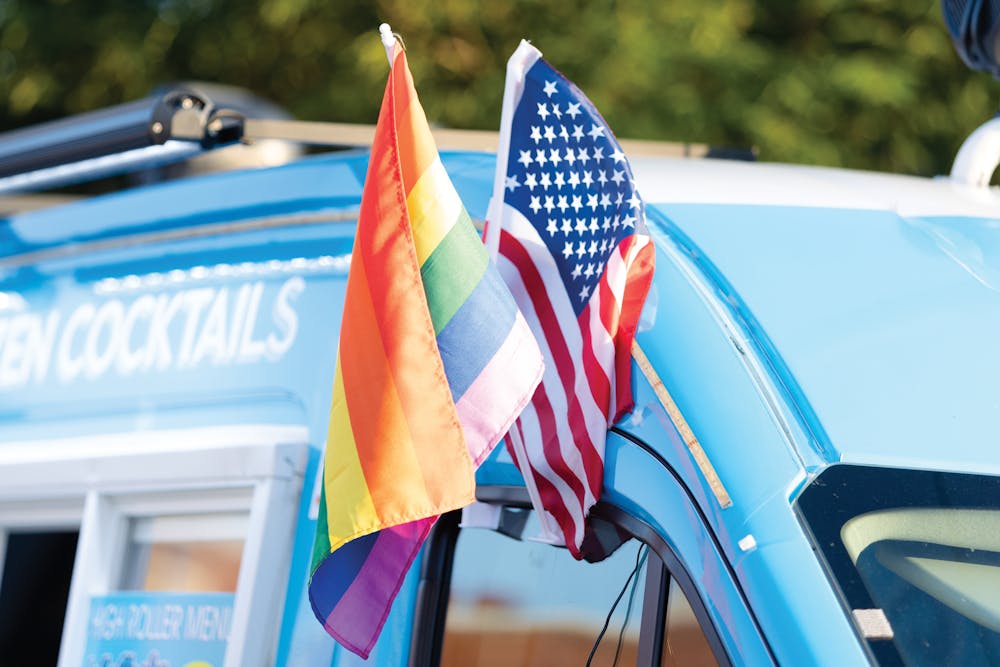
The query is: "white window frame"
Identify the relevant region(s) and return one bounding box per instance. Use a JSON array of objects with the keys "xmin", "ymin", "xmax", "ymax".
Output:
[{"xmin": 0, "ymin": 424, "xmax": 308, "ymax": 667}]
